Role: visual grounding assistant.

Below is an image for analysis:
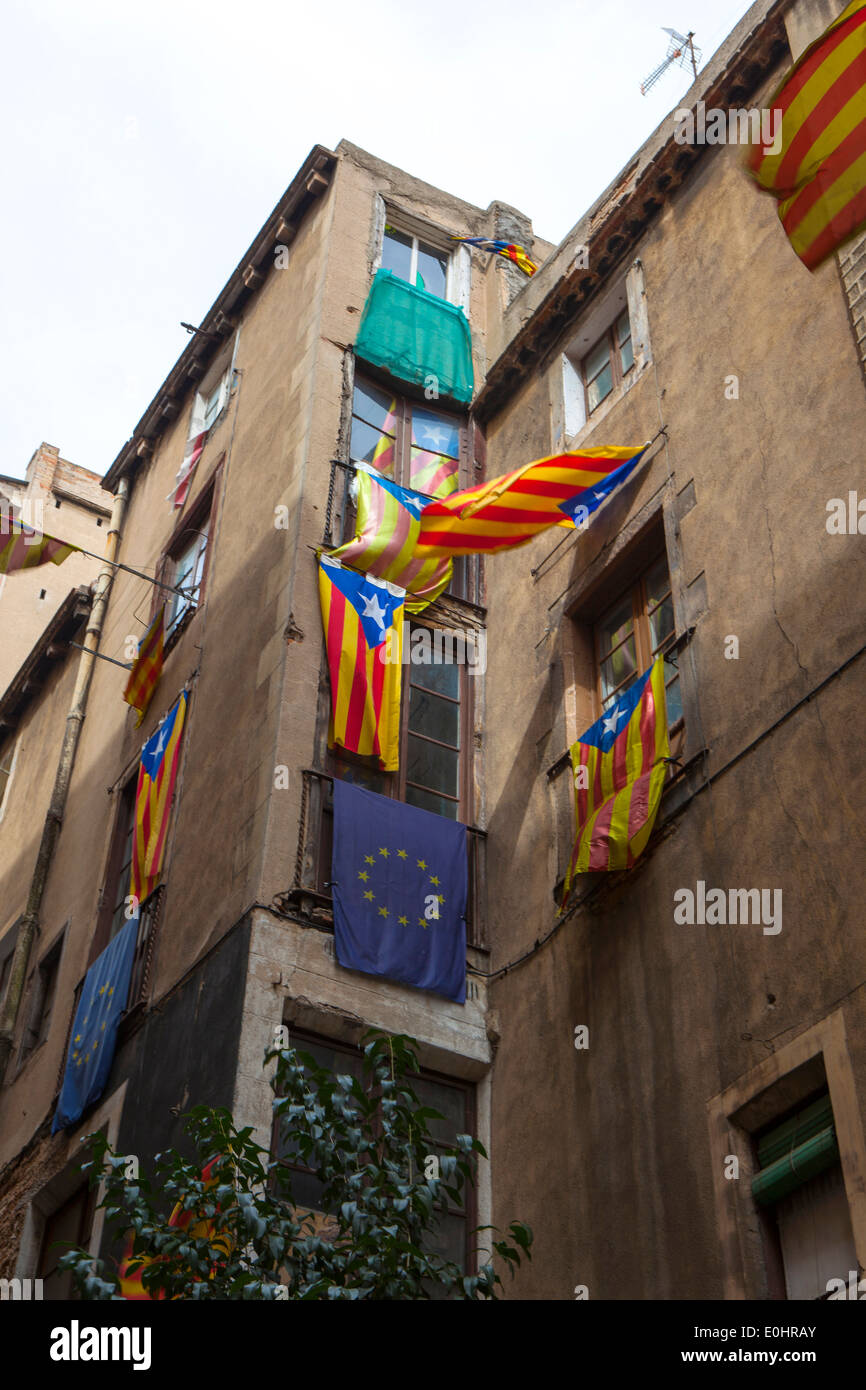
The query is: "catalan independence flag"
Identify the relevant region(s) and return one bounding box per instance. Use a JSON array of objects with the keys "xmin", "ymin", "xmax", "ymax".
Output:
[
  {"xmin": 329, "ymin": 466, "xmax": 451, "ymax": 613},
  {"xmin": 318, "ymin": 555, "xmax": 405, "ymax": 771},
  {"xmin": 0, "ymin": 520, "xmax": 79, "ymax": 574},
  {"xmin": 416, "ymin": 446, "xmax": 649, "ymax": 557},
  {"xmin": 452, "ymin": 236, "xmax": 537, "ymax": 276},
  {"xmin": 167, "ymin": 430, "xmax": 207, "ymax": 509},
  {"xmin": 118, "ymin": 1155, "xmax": 232, "ymax": 1299},
  {"xmin": 130, "ymin": 691, "xmax": 188, "ymax": 908},
  {"xmin": 123, "ymin": 607, "xmax": 164, "ymax": 727},
  {"xmin": 561, "ymin": 658, "xmax": 669, "ymax": 908},
  {"xmin": 746, "ymin": 0, "xmax": 866, "ymax": 270}
]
